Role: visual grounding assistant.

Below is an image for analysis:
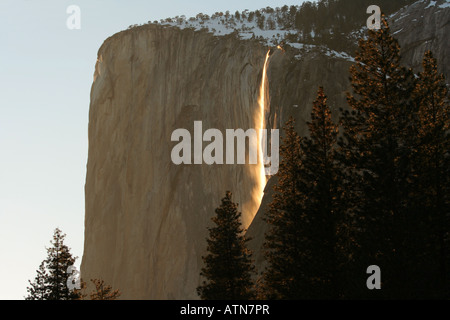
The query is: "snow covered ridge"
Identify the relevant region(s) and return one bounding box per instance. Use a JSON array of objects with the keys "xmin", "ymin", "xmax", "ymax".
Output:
[
  {"xmin": 425, "ymin": 0, "xmax": 450, "ymax": 9},
  {"xmin": 127, "ymin": 7, "xmax": 356, "ymax": 63},
  {"xmin": 155, "ymin": 9, "xmax": 298, "ymax": 46},
  {"xmin": 124, "ymin": 0, "xmax": 448, "ymax": 63},
  {"xmin": 391, "ymin": 0, "xmax": 450, "ymax": 20},
  {"xmin": 156, "ymin": 13, "xmax": 356, "ymax": 63},
  {"xmin": 285, "ymin": 42, "xmax": 355, "ymax": 62}
]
